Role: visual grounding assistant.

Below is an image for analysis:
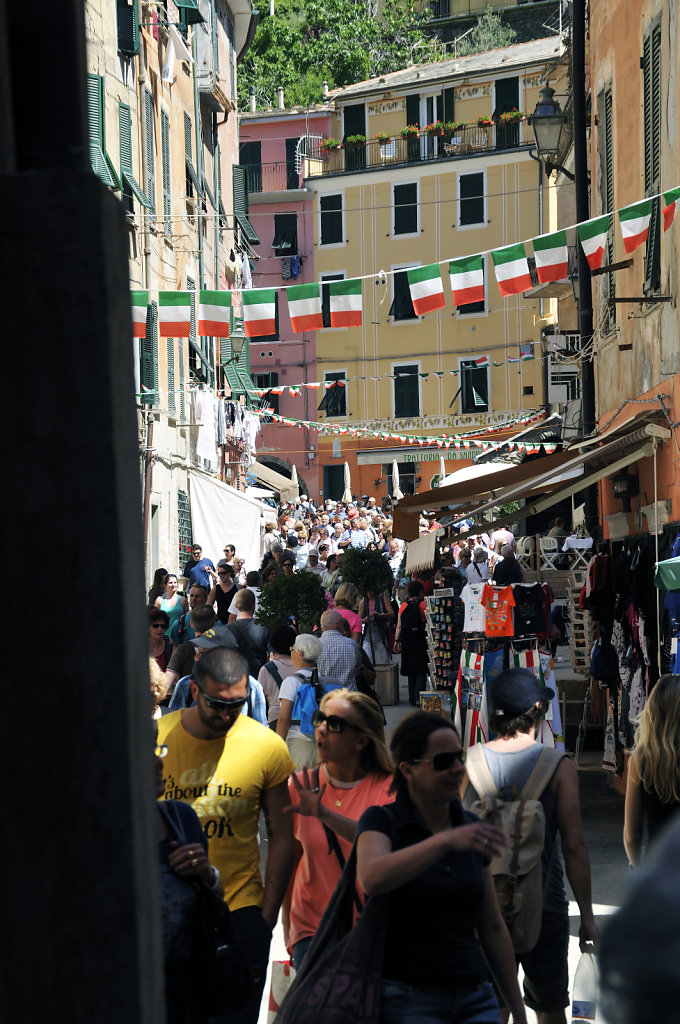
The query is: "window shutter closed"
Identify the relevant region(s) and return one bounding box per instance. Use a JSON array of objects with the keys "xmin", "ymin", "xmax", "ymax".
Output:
[
  {"xmin": 143, "ymin": 89, "xmax": 156, "ymax": 213},
  {"xmin": 320, "ymin": 194, "xmax": 343, "ymax": 245},
  {"xmin": 117, "ymin": 0, "xmax": 139, "ymax": 55},
  {"xmin": 406, "ymin": 94, "xmax": 419, "ymax": 126},
  {"xmin": 603, "ymin": 87, "xmax": 616, "ymax": 322},
  {"xmin": 394, "ymin": 183, "xmax": 417, "ymax": 235},
  {"xmin": 233, "ymin": 165, "xmax": 260, "ymax": 243},
  {"xmin": 167, "ymin": 338, "xmax": 176, "ymax": 416},
  {"xmin": 161, "ymin": 110, "xmax": 172, "ymax": 233},
  {"xmin": 443, "ymin": 88, "xmax": 454, "ymax": 124},
  {"xmin": 119, "ymin": 103, "xmax": 152, "ymax": 207},
  {"xmin": 141, "ymin": 302, "xmax": 159, "ymax": 406},
  {"xmin": 643, "ymin": 21, "xmax": 661, "ymax": 295},
  {"xmin": 394, "ymin": 365, "xmax": 419, "ymax": 418}
]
